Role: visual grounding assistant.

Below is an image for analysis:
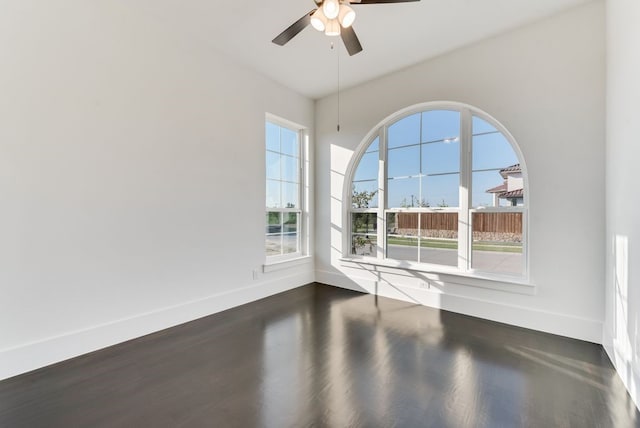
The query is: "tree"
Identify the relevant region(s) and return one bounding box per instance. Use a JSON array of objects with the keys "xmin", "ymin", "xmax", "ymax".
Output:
[
  {"xmin": 352, "ymin": 188, "xmax": 377, "ymax": 209},
  {"xmin": 352, "ymin": 187, "xmax": 377, "ymax": 254},
  {"xmin": 400, "ymin": 196, "xmax": 429, "ymax": 208}
]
